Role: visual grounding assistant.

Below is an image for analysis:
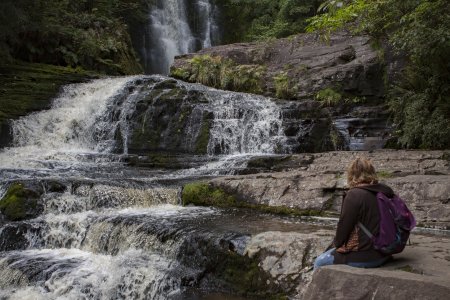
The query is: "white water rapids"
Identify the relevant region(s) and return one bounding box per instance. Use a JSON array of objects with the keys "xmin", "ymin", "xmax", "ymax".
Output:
[{"xmin": 0, "ymin": 77, "xmax": 138, "ymax": 170}]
